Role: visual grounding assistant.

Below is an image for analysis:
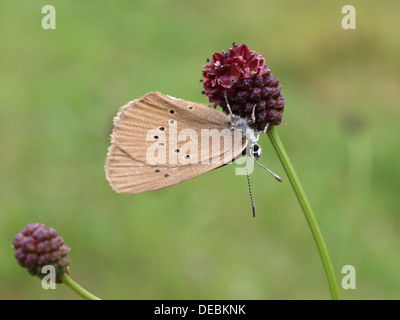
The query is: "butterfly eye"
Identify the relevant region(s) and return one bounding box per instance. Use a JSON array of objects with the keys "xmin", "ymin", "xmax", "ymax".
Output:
[{"xmin": 188, "ymin": 105, "xmax": 193, "ymax": 110}]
